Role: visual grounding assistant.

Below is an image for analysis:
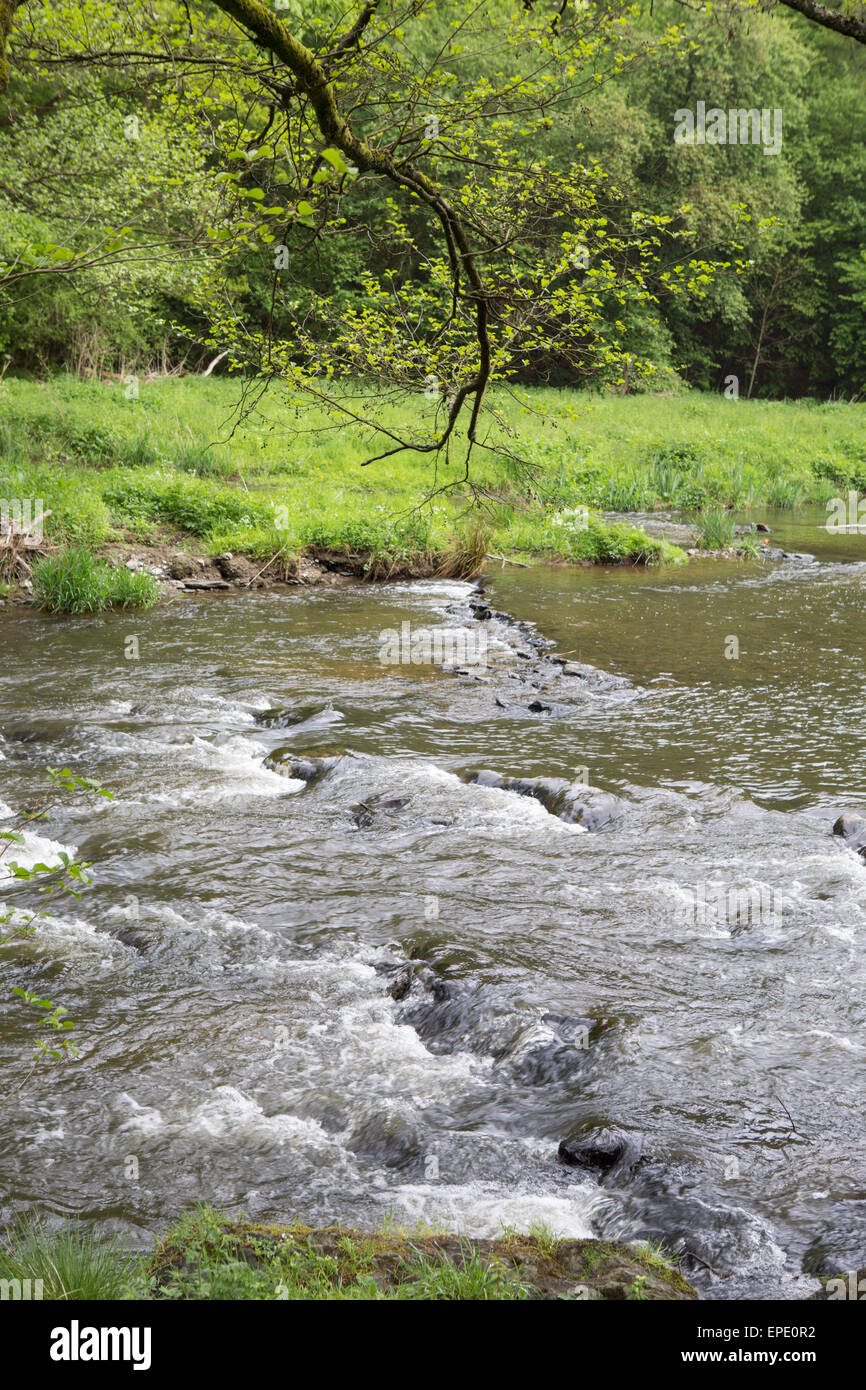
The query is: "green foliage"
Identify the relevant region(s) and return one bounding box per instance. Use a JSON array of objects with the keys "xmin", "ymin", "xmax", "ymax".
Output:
[
  {"xmin": 812, "ymin": 452, "xmax": 866, "ymax": 493},
  {"xmin": 0, "ymin": 1216, "xmax": 140, "ymax": 1300},
  {"xmin": 32, "ymin": 548, "xmax": 158, "ymax": 613},
  {"xmin": 694, "ymin": 506, "xmax": 737, "ymax": 550},
  {"xmin": 0, "ymin": 1, "xmax": 861, "ymax": 400},
  {"xmin": 149, "ymin": 1207, "xmax": 527, "ymax": 1301}
]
